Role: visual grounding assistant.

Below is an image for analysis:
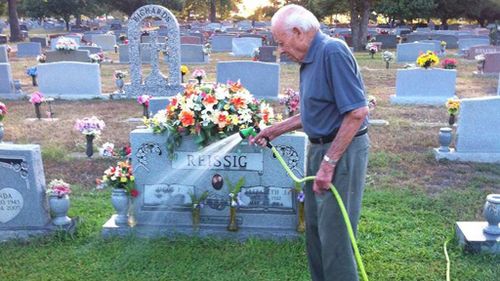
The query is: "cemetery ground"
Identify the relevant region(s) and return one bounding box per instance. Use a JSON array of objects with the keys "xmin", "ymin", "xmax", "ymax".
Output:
[{"xmin": 1, "ymin": 50, "xmax": 499, "ymax": 280}]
